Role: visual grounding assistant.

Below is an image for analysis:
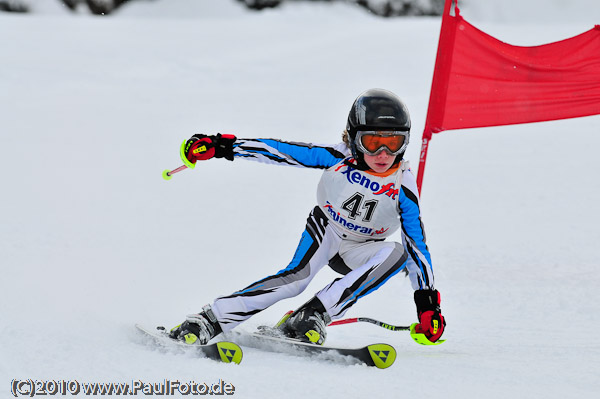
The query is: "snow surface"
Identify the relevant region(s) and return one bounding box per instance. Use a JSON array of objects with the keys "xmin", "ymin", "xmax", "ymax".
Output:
[{"xmin": 1, "ymin": 0, "xmax": 599, "ymax": 398}]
